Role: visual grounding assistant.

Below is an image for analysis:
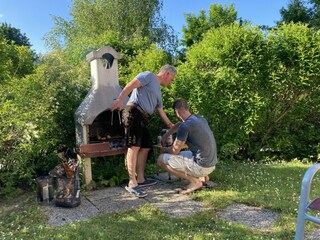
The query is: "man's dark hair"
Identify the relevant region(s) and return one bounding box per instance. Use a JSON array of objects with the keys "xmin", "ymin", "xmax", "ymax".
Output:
[{"xmin": 172, "ymin": 99, "xmax": 189, "ymax": 110}]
